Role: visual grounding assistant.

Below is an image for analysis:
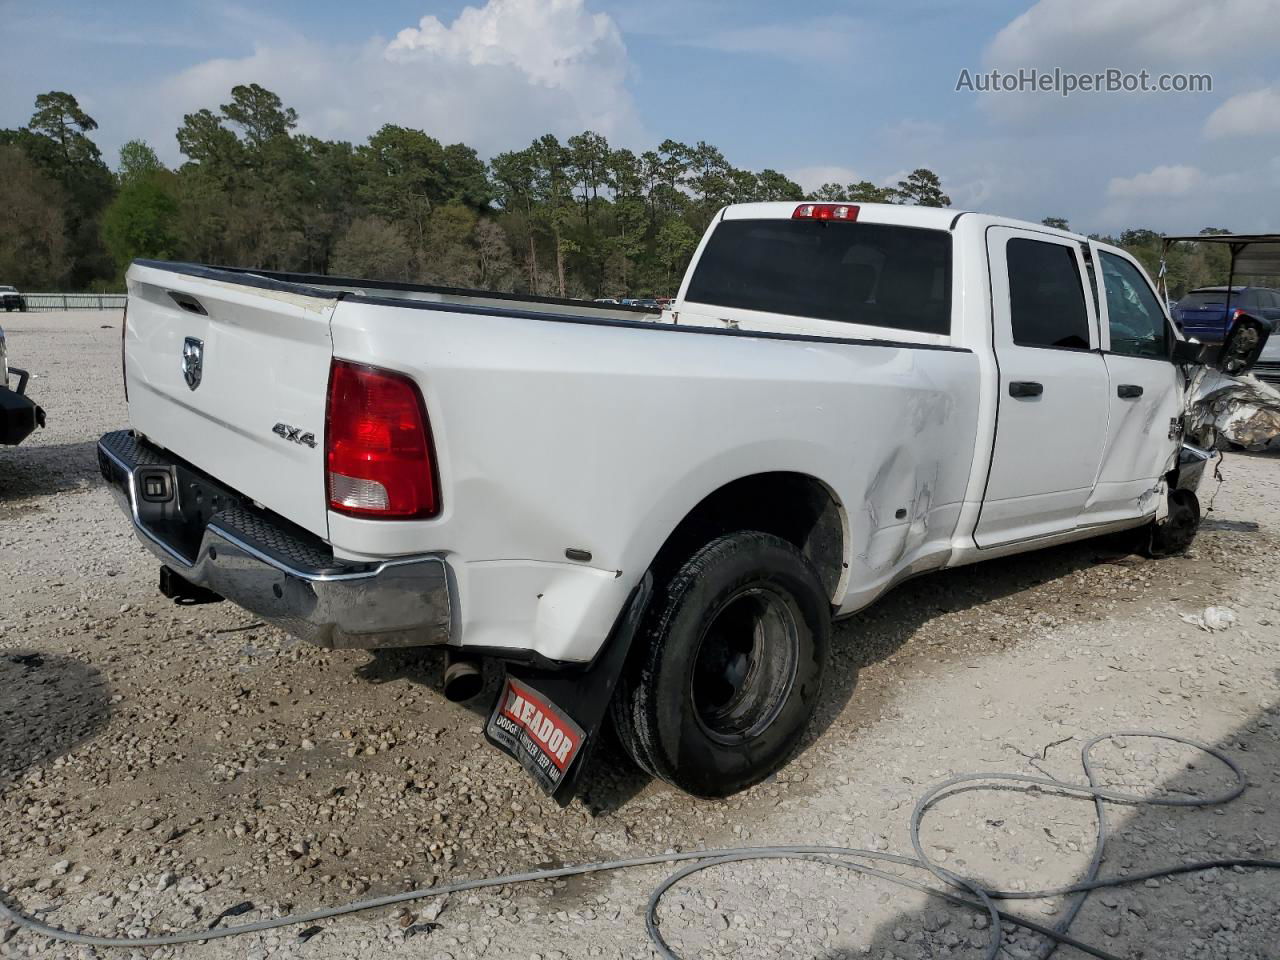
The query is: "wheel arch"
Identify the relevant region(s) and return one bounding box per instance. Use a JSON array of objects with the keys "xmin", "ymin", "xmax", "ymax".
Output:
[{"xmin": 644, "ymin": 471, "xmax": 849, "ymax": 605}]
